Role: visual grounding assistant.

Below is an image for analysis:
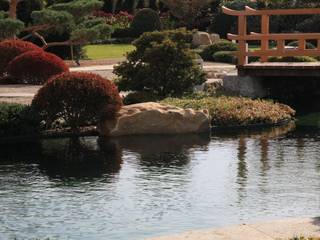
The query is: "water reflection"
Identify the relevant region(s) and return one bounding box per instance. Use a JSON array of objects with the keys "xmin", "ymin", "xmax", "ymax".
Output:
[
  {"xmin": 110, "ymin": 134, "xmax": 210, "ymax": 170},
  {"xmin": 39, "ymin": 137, "xmax": 122, "ymax": 180},
  {"xmin": 237, "ymin": 138, "xmax": 248, "ymax": 188},
  {"xmin": 0, "ymin": 123, "xmax": 319, "ymax": 240},
  {"xmin": 0, "ymin": 140, "xmax": 42, "ymax": 164}
]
